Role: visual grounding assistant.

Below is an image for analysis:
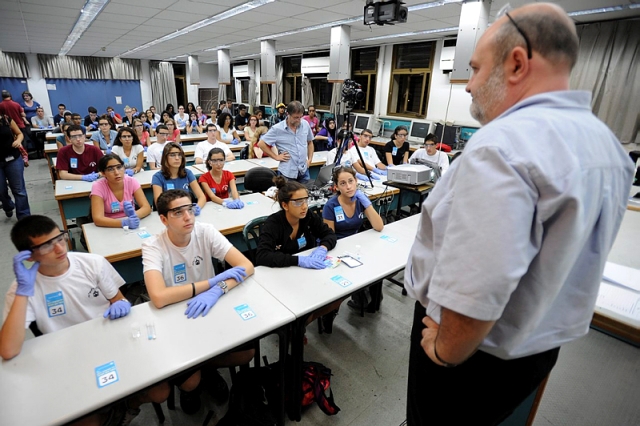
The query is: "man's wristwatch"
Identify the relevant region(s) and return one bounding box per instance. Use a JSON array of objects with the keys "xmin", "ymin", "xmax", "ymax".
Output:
[{"xmin": 217, "ymin": 280, "xmax": 228, "ymax": 294}]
